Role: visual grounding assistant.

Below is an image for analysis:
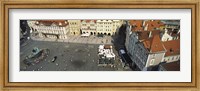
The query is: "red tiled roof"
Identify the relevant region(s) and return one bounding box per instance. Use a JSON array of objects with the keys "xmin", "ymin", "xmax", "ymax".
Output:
[
  {"xmin": 137, "ymin": 30, "xmax": 160, "ymax": 40},
  {"xmin": 36, "ymin": 20, "xmax": 68, "ymax": 27},
  {"xmin": 143, "ymin": 35, "xmax": 166, "ymax": 53},
  {"xmin": 163, "ymin": 39, "xmax": 180, "ymax": 56},
  {"xmin": 129, "ymin": 20, "xmax": 143, "ymax": 31},
  {"xmin": 144, "ymin": 20, "xmax": 165, "ymax": 31},
  {"xmin": 150, "ymin": 35, "xmax": 166, "ymax": 52},
  {"xmin": 130, "ymin": 20, "xmax": 165, "ymax": 31},
  {"xmin": 143, "ymin": 38, "xmax": 152, "ymax": 50}
]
